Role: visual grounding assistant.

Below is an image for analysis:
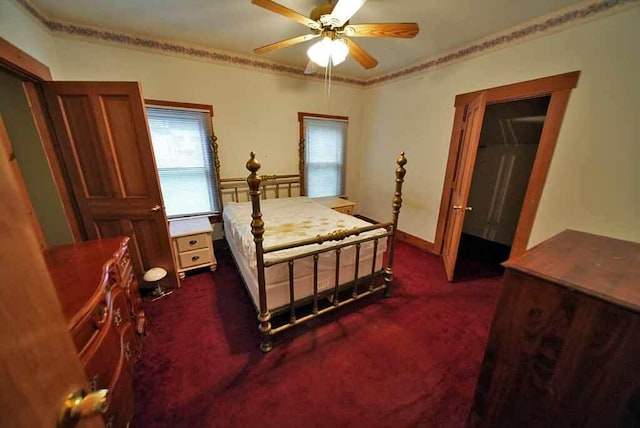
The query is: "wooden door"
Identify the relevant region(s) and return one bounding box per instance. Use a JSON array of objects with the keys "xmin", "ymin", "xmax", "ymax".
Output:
[
  {"xmin": 441, "ymin": 92, "xmax": 487, "ymax": 281},
  {"xmin": 0, "ymin": 120, "xmax": 101, "ymax": 427},
  {"xmin": 42, "ymin": 82, "xmax": 178, "ymax": 289}
]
